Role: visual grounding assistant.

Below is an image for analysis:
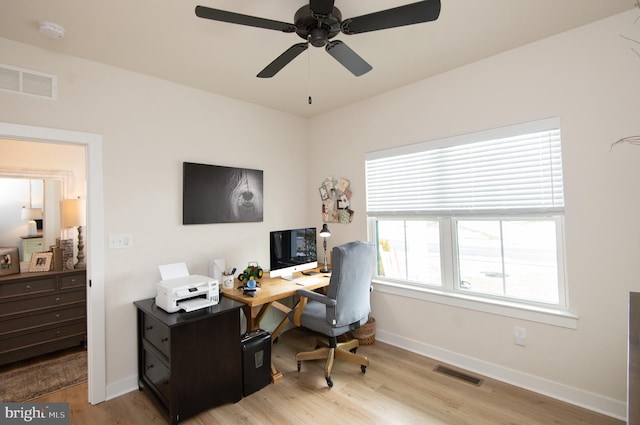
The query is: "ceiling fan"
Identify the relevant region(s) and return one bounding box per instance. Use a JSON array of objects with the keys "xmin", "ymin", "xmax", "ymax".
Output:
[{"xmin": 195, "ymin": 0, "xmax": 441, "ymax": 78}]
